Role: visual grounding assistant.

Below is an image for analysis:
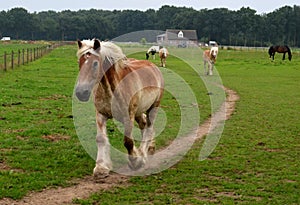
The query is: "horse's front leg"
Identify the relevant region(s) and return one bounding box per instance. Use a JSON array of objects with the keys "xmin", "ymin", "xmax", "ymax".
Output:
[
  {"xmin": 124, "ymin": 115, "xmax": 145, "ymax": 170},
  {"xmin": 283, "ymin": 53, "xmax": 286, "ymax": 60},
  {"xmin": 209, "ymin": 62, "xmax": 214, "ymax": 76},
  {"xmin": 203, "ymin": 60, "xmax": 209, "ymax": 75},
  {"xmin": 93, "ymin": 112, "xmax": 112, "ymax": 179}
]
